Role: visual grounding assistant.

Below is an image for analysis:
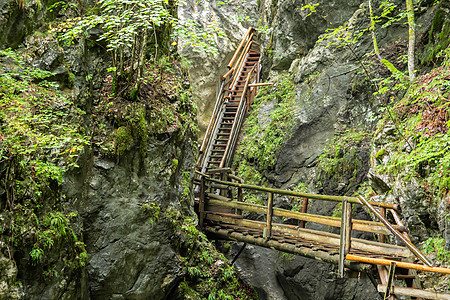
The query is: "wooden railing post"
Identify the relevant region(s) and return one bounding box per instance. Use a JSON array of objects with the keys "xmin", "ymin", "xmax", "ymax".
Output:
[
  {"xmin": 199, "ymin": 176, "xmax": 206, "ymax": 227},
  {"xmin": 338, "ymin": 198, "xmax": 350, "ymax": 278},
  {"xmin": 299, "ymin": 198, "xmax": 309, "ymax": 228},
  {"xmin": 380, "ymin": 207, "xmax": 386, "ymax": 243},
  {"xmin": 344, "ymin": 201, "xmax": 352, "ymax": 255},
  {"xmin": 265, "ymin": 192, "xmax": 274, "ymax": 240}
]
